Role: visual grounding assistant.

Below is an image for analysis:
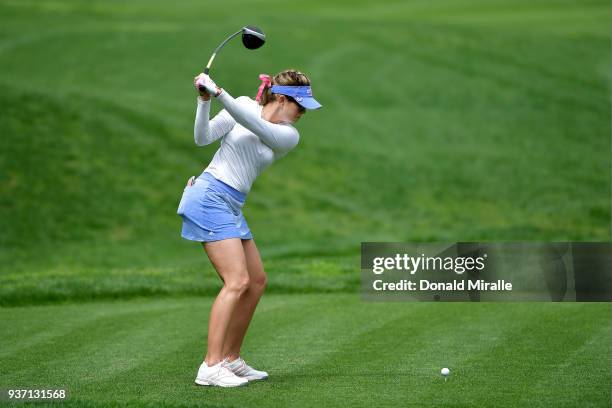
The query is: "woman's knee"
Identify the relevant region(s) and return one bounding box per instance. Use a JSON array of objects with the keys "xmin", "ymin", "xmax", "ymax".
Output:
[
  {"xmin": 225, "ymin": 272, "xmax": 250, "ymax": 296},
  {"xmin": 250, "ymin": 271, "xmax": 267, "ymax": 293}
]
